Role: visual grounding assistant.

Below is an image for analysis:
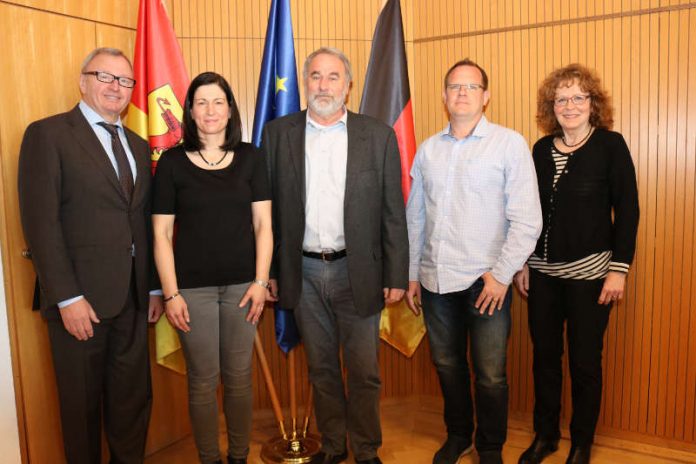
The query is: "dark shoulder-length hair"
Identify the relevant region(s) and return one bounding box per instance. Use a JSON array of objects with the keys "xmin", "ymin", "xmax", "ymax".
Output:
[
  {"xmin": 182, "ymin": 71, "xmax": 242, "ymax": 151},
  {"xmin": 536, "ymin": 63, "xmax": 614, "ymax": 135}
]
